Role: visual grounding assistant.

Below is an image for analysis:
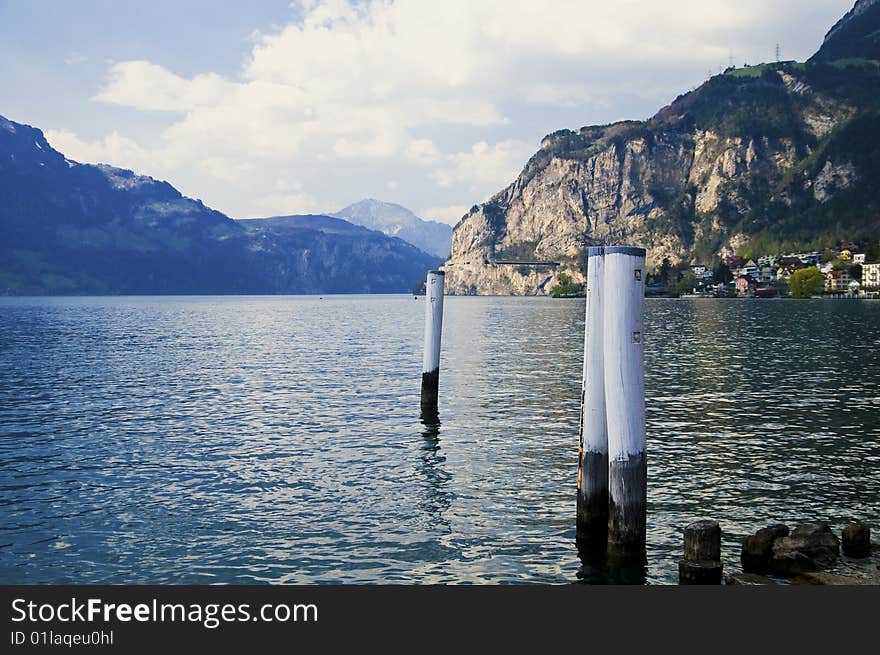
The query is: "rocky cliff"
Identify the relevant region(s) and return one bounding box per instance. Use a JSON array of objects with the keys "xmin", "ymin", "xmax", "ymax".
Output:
[{"xmin": 445, "ymin": 2, "xmax": 880, "ymax": 295}]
